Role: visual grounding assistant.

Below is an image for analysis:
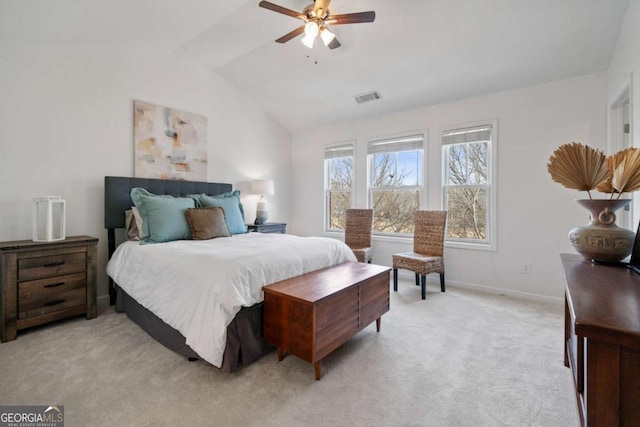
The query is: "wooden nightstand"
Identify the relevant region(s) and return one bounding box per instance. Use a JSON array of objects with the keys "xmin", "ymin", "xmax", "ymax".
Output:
[
  {"xmin": 247, "ymin": 223, "xmax": 287, "ymax": 234},
  {"xmin": 0, "ymin": 235, "xmax": 98, "ymax": 342}
]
